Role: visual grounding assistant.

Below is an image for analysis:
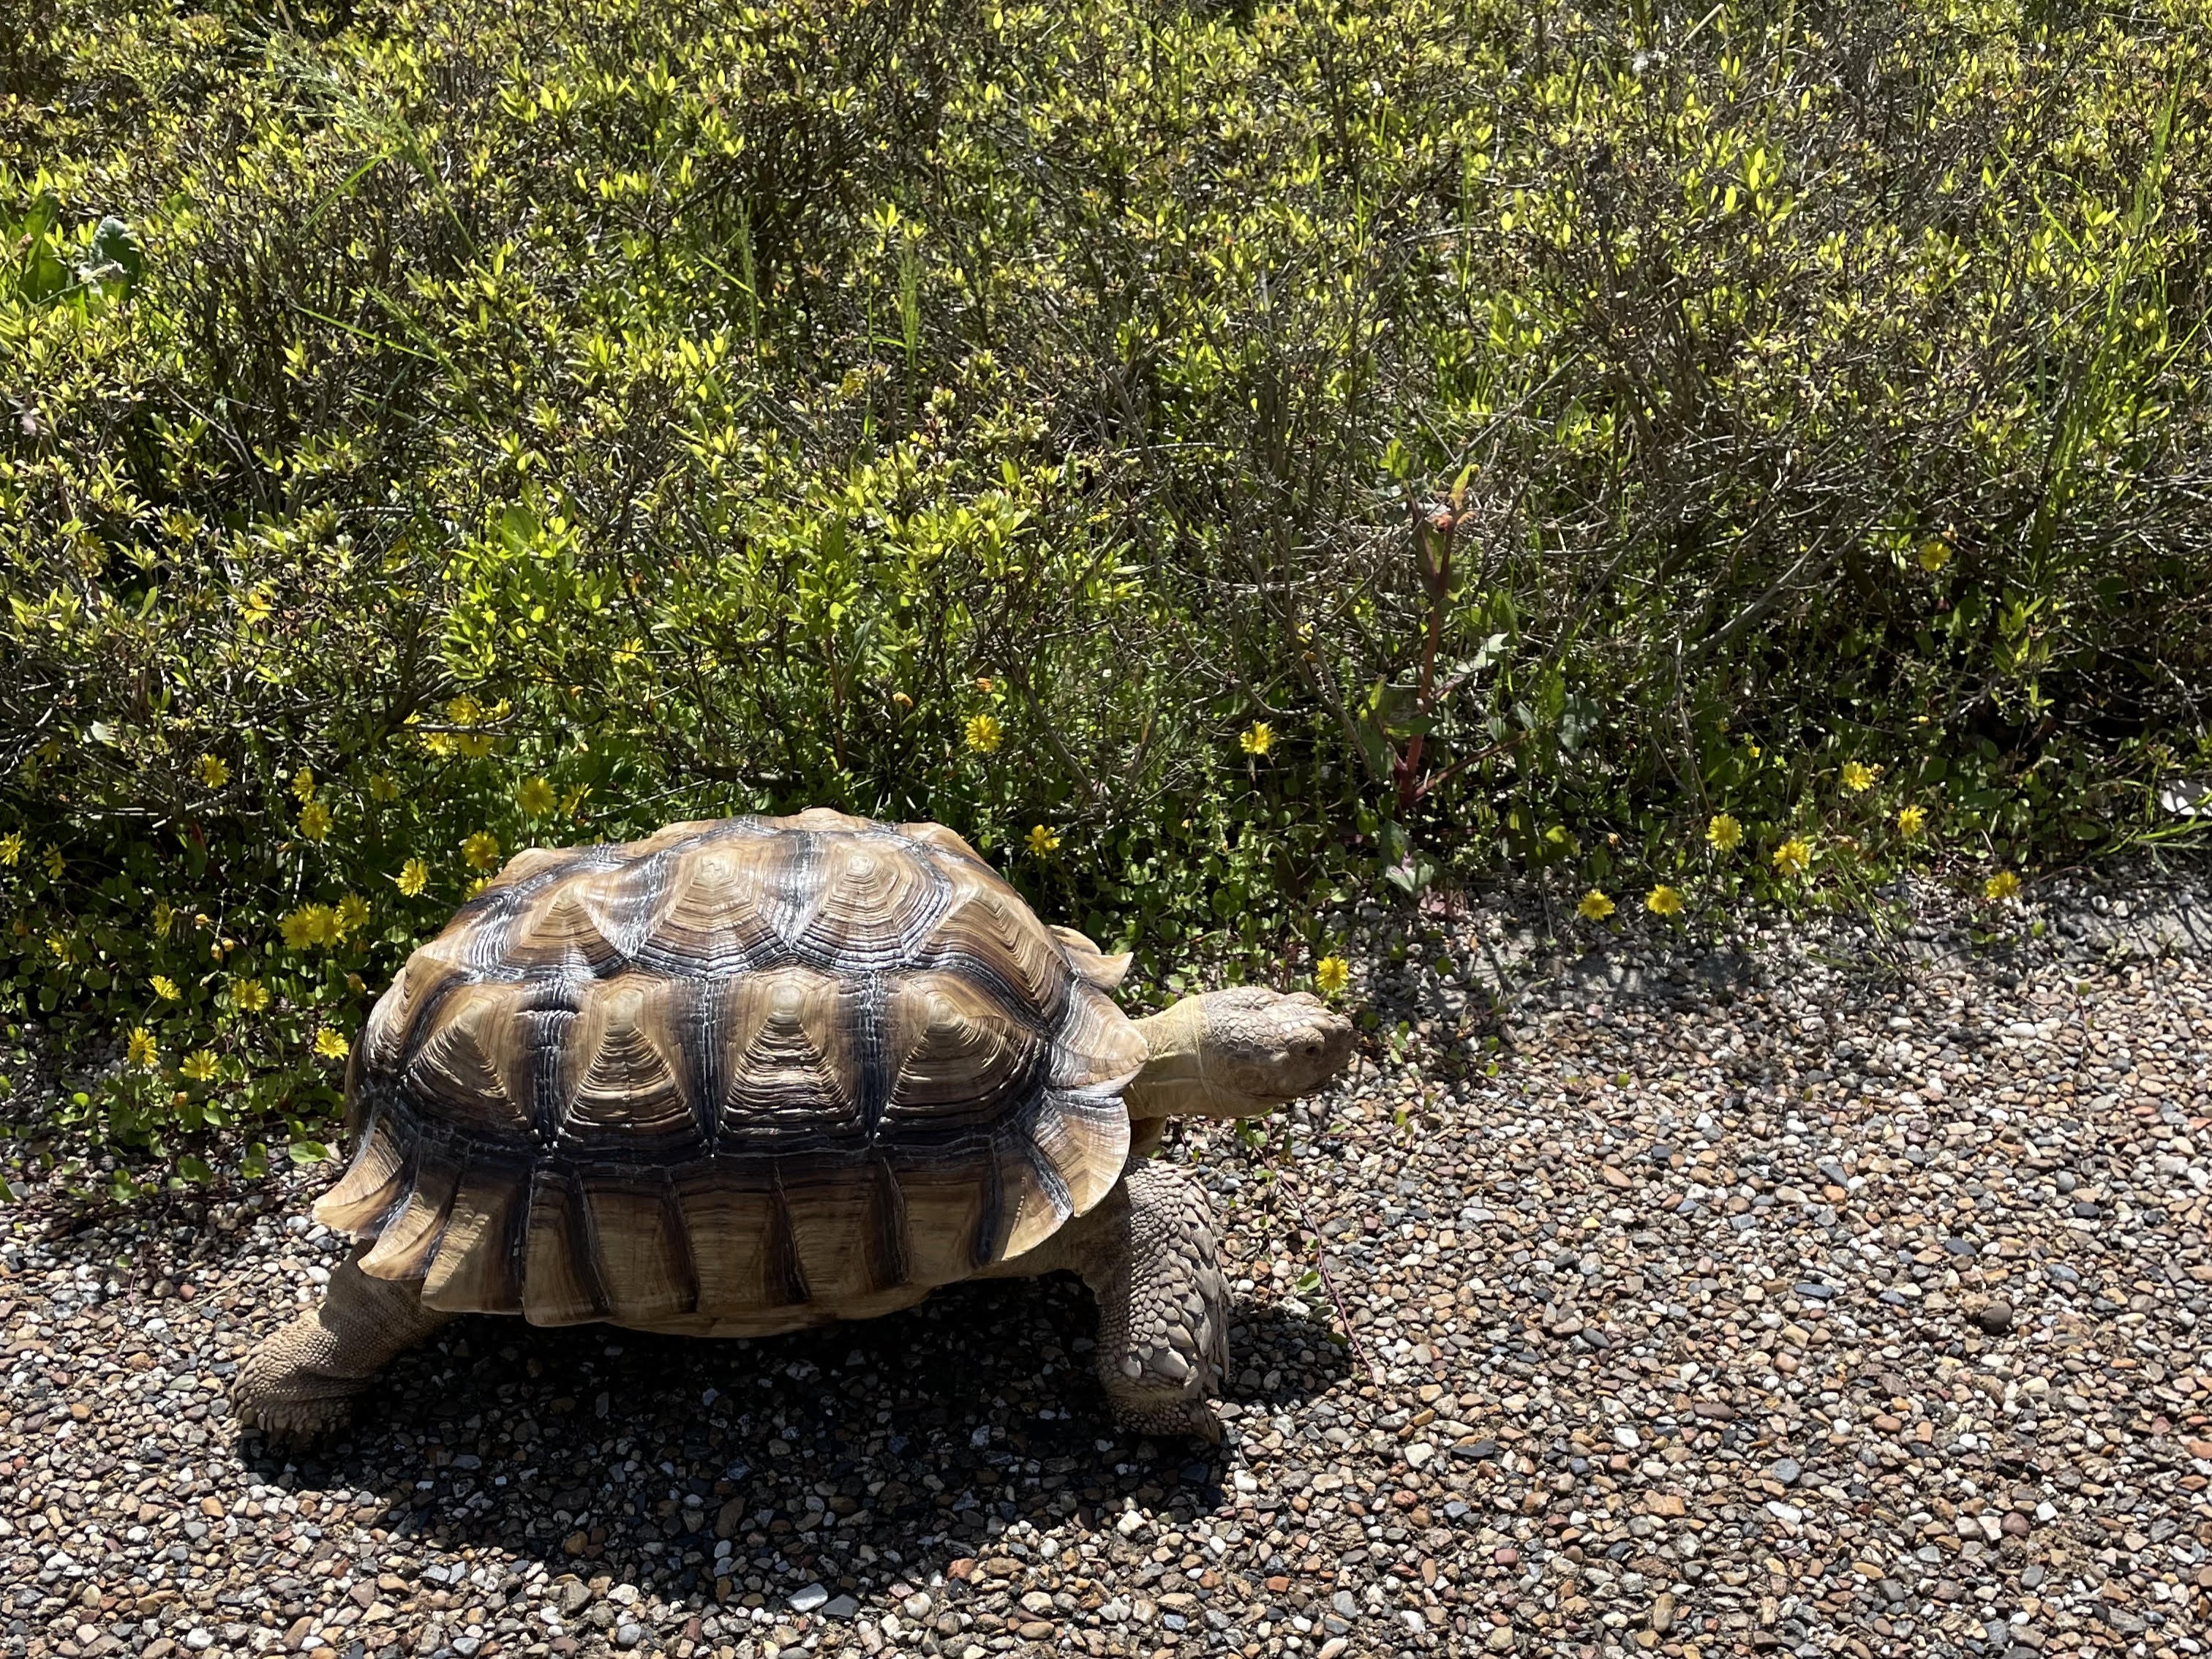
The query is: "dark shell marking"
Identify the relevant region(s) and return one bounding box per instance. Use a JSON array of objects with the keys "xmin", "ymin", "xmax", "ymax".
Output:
[{"xmin": 316, "ymin": 810, "xmax": 1141, "ymax": 1329}]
